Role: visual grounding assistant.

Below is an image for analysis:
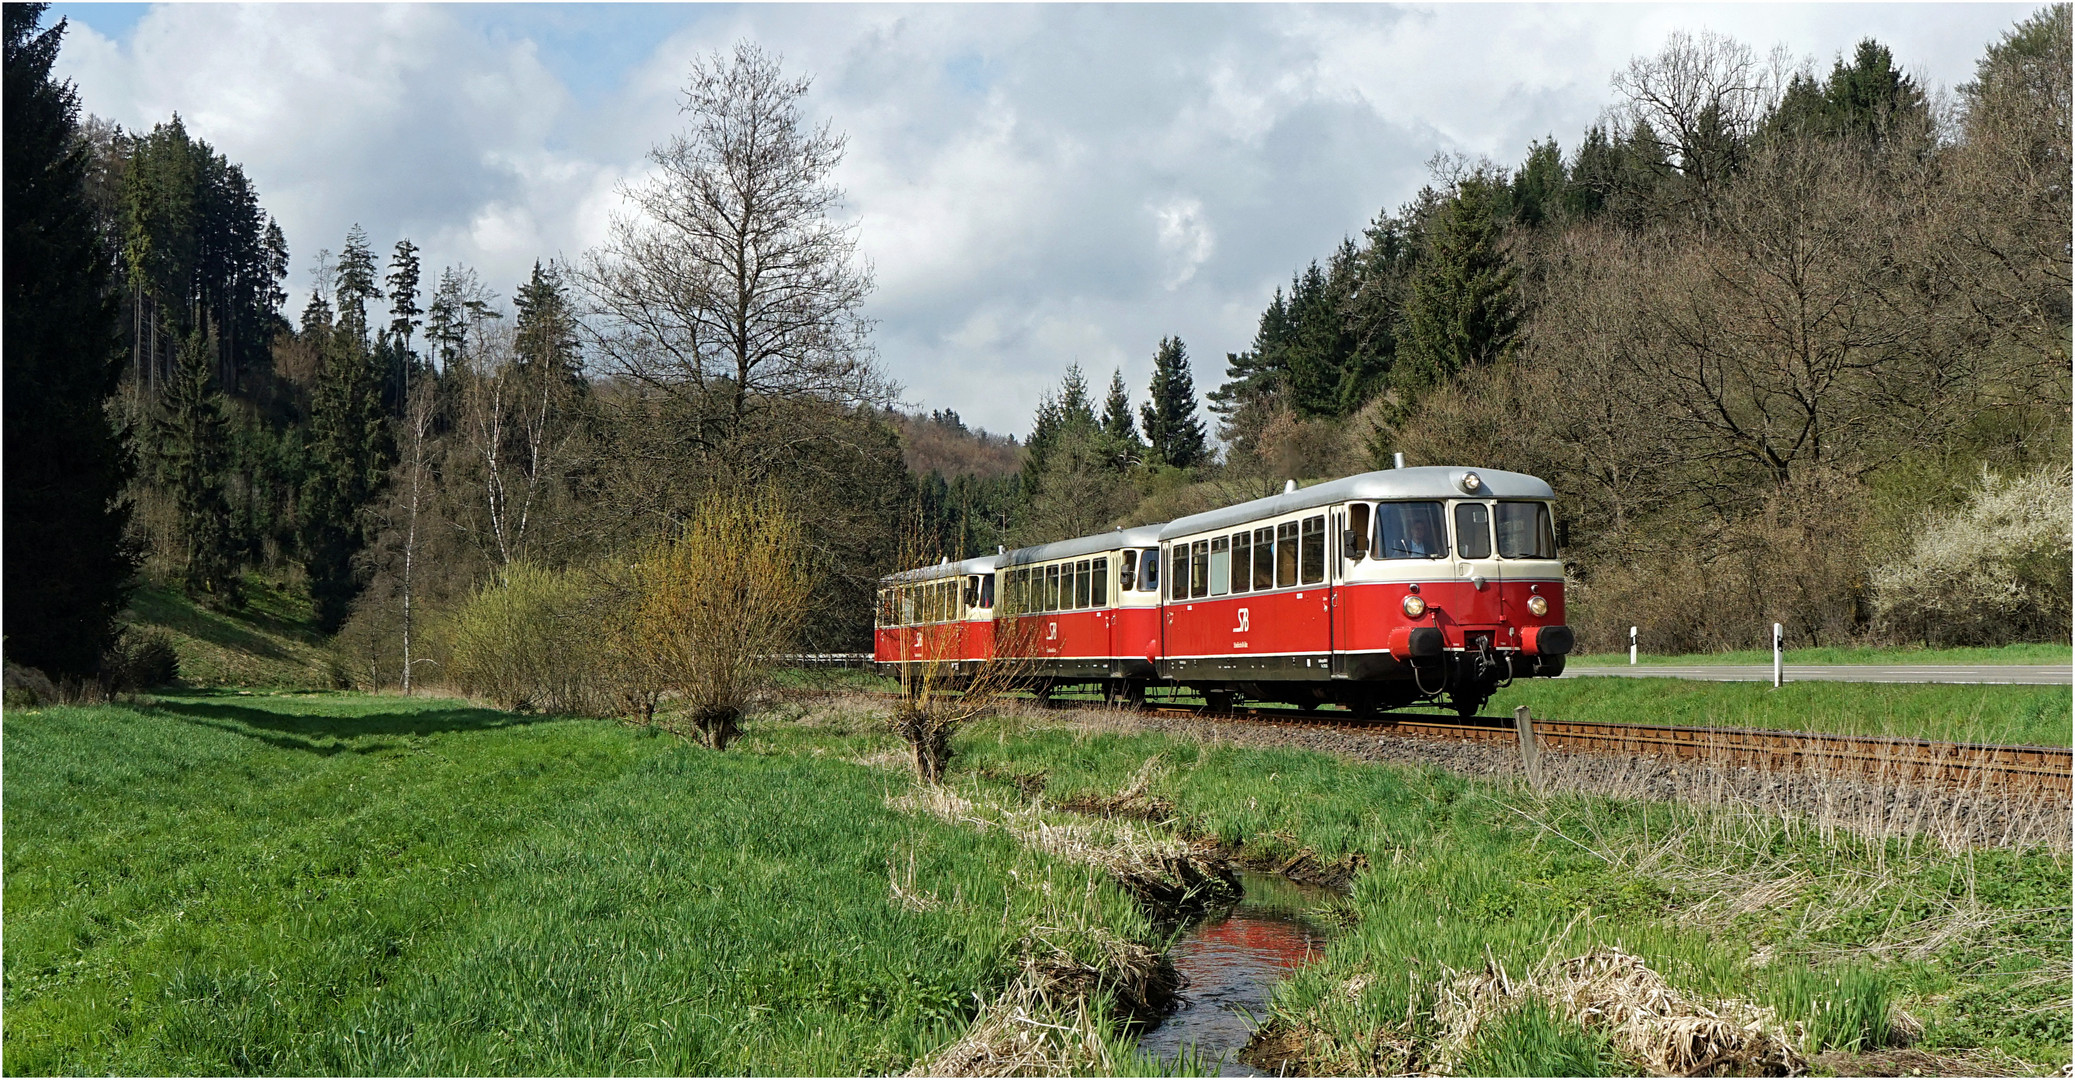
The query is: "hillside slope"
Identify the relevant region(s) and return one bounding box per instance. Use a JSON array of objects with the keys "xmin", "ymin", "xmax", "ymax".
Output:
[{"xmin": 124, "ymin": 578, "xmax": 335, "ymax": 690}]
